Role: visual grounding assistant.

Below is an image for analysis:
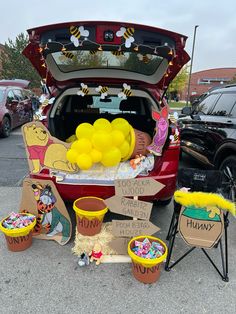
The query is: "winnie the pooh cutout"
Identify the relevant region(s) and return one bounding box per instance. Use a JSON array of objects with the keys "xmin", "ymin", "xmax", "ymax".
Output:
[
  {"xmin": 20, "ymin": 178, "xmax": 72, "ymax": 245},
  {"xmin": 22, "ymin": 121, "xmax": 78, "ymax": 174}
]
